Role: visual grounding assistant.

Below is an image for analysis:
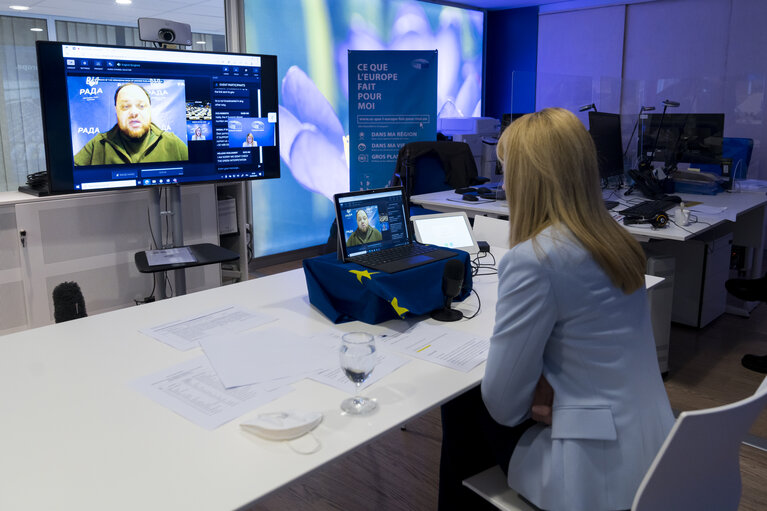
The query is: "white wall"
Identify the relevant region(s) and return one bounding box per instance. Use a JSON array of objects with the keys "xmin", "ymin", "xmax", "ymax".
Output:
[{"xmin": 536, "ymin": 0, "xmax": 767, "ymax": 179}]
